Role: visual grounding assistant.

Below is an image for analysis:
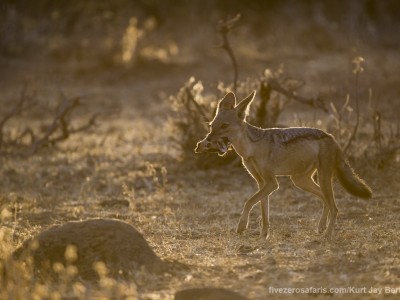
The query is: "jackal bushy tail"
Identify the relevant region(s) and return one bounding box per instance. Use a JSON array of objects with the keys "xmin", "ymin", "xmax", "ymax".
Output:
[{"xmin": 335, "ymin": 152, "xmax": 372, "ymax": 199}]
